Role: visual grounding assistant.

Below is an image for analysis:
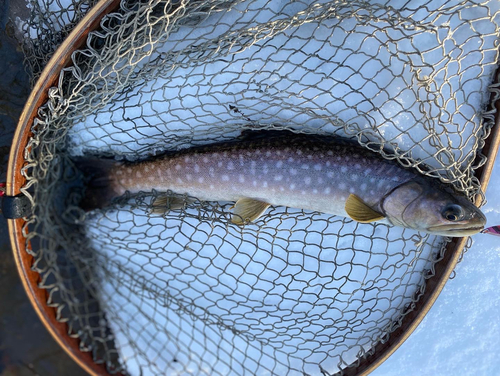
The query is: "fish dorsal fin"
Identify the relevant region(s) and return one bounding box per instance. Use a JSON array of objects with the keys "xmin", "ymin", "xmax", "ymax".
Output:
[
  {"xmin": 231, "ymin": 198, "xmax": 270, "ymax": 225},
  {"xmin": 150, "ymin": 194, "xmax": 190, "ymax": 214},
  {"xmin": 345, "ymin": 194, "xmax": 385, "ymax": 223}
]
